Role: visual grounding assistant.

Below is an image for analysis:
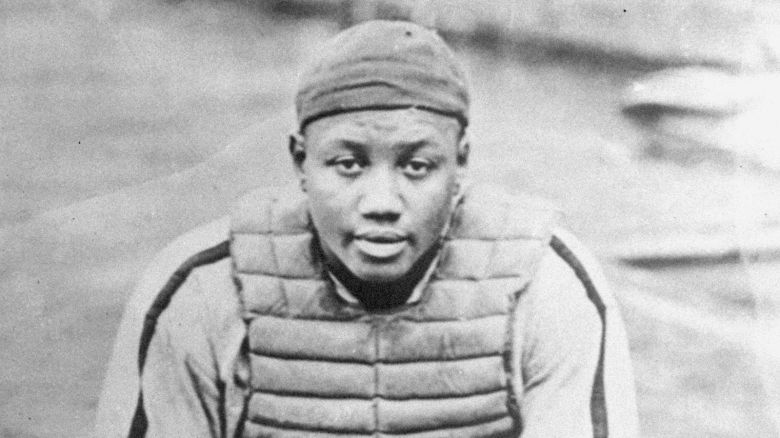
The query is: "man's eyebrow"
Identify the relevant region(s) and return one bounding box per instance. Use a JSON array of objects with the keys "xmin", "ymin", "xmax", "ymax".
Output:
[
  {"xmin": 391, "ymin": 139, "xmax": 438, "ymax": 154},
  {"xmin": 318, "ymin": 136, "xmax": 366, "ymax": 152},
  {"xmin": 338, "ymin": 139, "xmax": 368, "ymax": 153}
]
